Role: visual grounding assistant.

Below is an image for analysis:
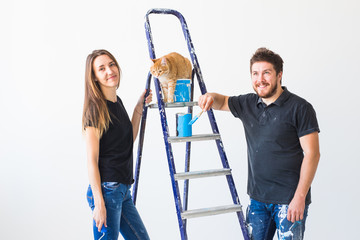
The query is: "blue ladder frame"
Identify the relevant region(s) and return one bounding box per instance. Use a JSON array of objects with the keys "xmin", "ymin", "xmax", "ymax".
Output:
[{"xmin": 132, "ymin": 8, "xmax": 250, "ymax": 240}]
